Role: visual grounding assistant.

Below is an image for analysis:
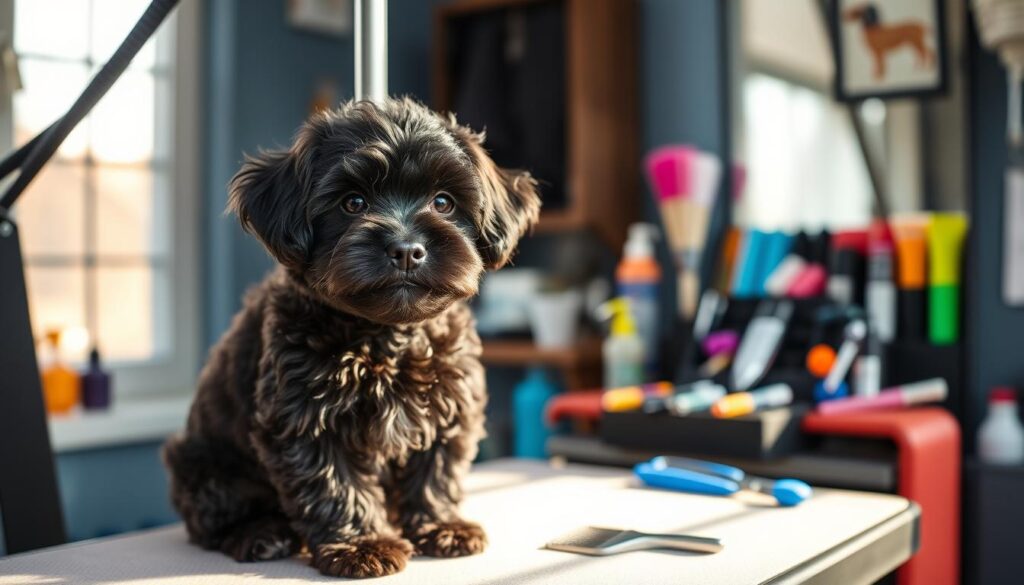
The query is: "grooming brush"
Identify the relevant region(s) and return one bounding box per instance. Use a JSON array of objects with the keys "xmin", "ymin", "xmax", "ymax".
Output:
[
  {"xmin": 645, "ymin": 146, "xmax": 696, "ymax": 317},
  {"xmin": 634, "ymin": 456, "xmax": 812, "ymax": 507},
  {"xmin": 545, "ymin": 526, "xmax": 724, "ymax": 556},
  {"xmin": 644, "ymin": 146, "xmax": 694, "ymax": 251},
  {"xmin": 730, "ymin": 300, "xmax": 794, "ymax": 391},
  {"xmin": 690, "ymin": 151, "xmax": 723, "ymax": 239},
  {"xmin": 677, "ymin": 151, "xmax": 723, "ymax": 318}
]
